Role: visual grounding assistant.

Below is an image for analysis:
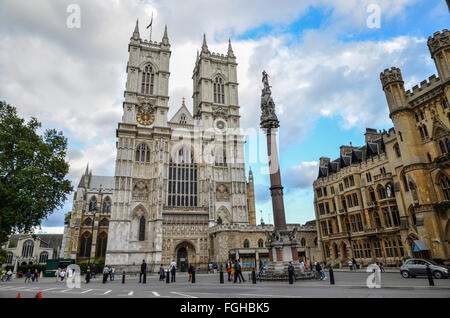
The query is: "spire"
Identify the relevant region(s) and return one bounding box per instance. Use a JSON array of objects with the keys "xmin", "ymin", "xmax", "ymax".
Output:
[
  {"xmin": 162, "ymin": 24, "xmax": 169, "ymax": 45},
  {"xmin": 132, "ymin": 19, "xmax": 140, "ymax": 40},
  {"xmin": 227, "ymin": 38, "xmax": 235, "ymax": 58},
  {"xmin": 182, "ymin": 97, "xmax": 186, "ymax": 106},
  {"xmin": 201, "ymin": 33, "xmax": 210, "ymax": 54},
  {"xmin": 84, "ymin": 163, "xmax": 89, "ymax": 176}
]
